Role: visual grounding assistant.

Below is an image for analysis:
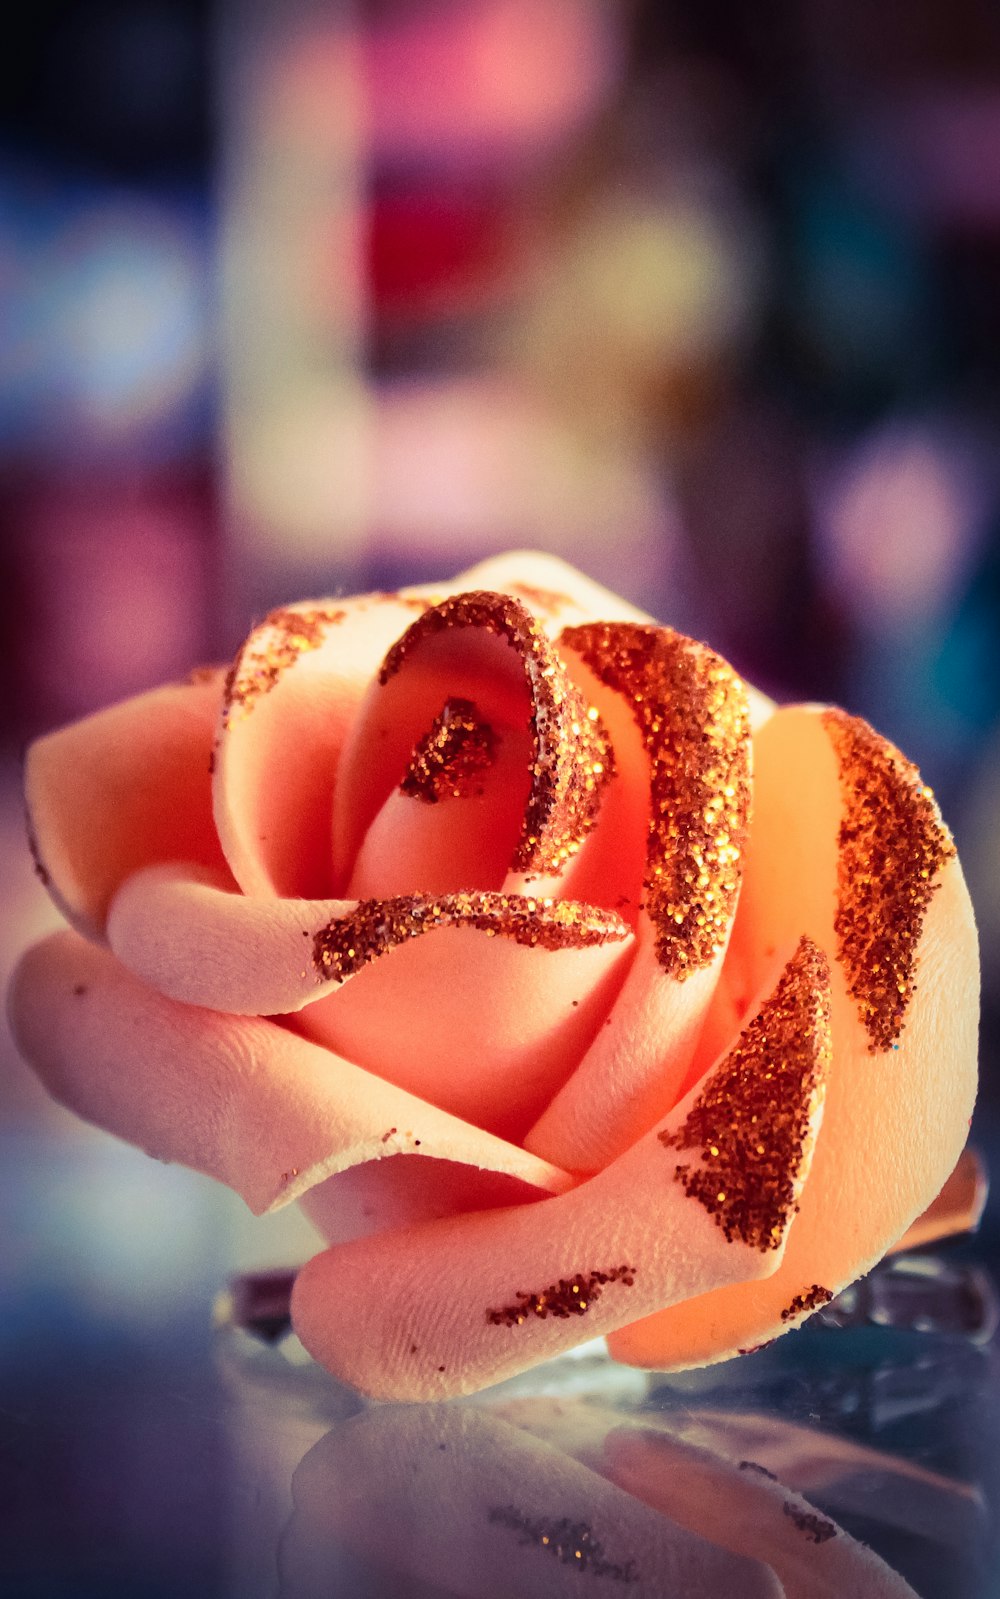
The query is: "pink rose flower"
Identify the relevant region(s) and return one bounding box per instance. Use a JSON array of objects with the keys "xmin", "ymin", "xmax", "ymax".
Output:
[{"xmin": 9, "ymin": 552, "xmax": 979, "ymax": 1400}]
